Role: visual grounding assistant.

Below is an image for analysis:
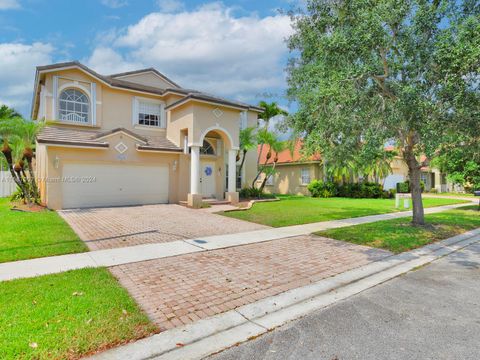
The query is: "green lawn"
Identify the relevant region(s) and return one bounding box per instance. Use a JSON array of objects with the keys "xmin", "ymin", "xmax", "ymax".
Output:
[
  {"xmin": 0, "ymin": 198, "xmax": 87, "ymax": 263},
  {"xmin": 0, "ymin": 268, "xmax": 157, "ymax": 360},
  {"xmin": 316, "ymin": 206, "xmax": 480, "ymax": 253},
  {"xmin": 220, "ymin": 195, "xmax": 470, "ymax": 227}
]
